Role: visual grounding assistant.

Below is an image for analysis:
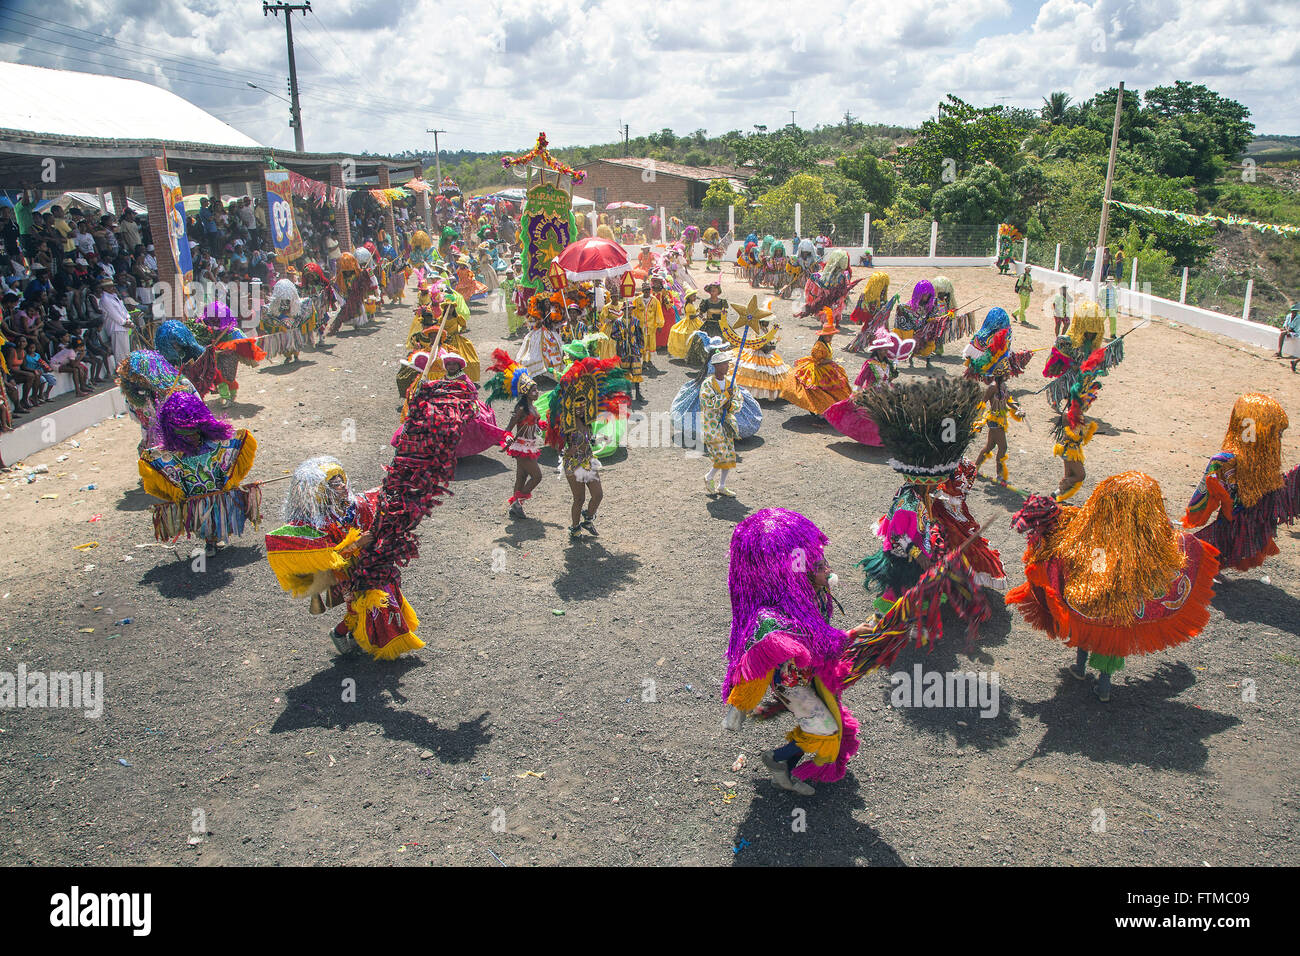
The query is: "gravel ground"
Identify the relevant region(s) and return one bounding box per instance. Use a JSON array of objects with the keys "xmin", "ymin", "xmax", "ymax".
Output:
[{"xmin": 1, "ymin": 265, "xmax": 1297, "ymax": 866}]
